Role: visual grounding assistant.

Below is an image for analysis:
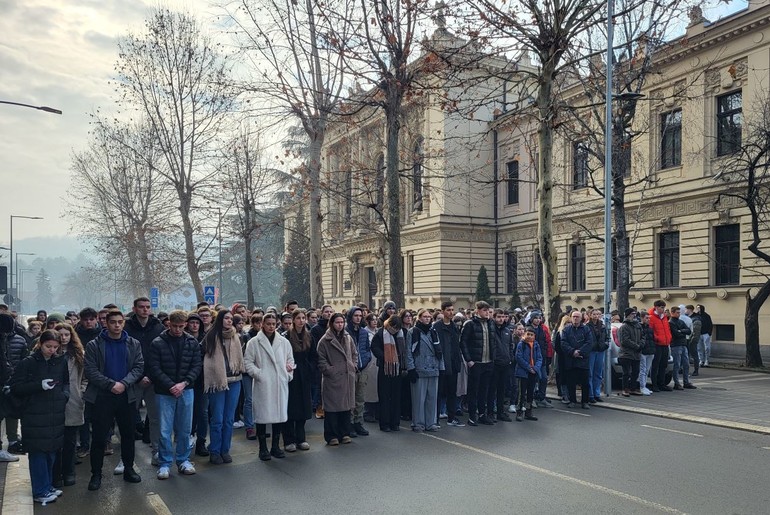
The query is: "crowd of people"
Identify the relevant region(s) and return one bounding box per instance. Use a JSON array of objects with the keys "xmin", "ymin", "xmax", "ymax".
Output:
[{"xmin": 0, "ymin": 296, "xmax": 713, "ymax": 505}]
